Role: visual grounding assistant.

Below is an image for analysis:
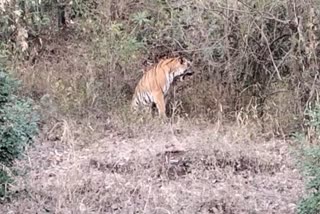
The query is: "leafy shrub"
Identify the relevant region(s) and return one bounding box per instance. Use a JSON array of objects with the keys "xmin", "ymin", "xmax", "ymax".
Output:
[
  {"xmin": 0, "ymin": 98, "xmax": 39, "ymax": 165},
  {"xmin": 0, "ymin": 69, "xmax": 39, "ymax": 166},
  {"xmin": 305, "ymin": 104, "xmax": 320, "ymax": 132},
  {"xmin": 0, "ymin": 70, "xmax": 19, "ymax": 106},
  {"xmin": 0, "ymin": 68, "xmax": 39, "ymax": 198},
  {"xmin": 297, "ymin": 104, "xmax": 320, "ymax": 214},
  {"xmin": 0, "ymin": 168, "xmax": 13, "ymax": 199},
  {"xmin": 298, "ymin": 146, "xmax": 320, "ymax": 214}
]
